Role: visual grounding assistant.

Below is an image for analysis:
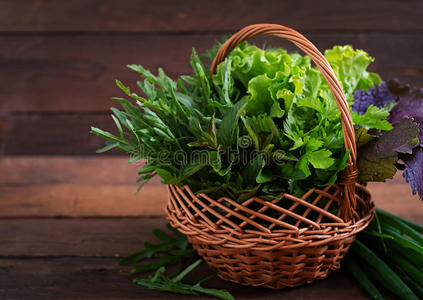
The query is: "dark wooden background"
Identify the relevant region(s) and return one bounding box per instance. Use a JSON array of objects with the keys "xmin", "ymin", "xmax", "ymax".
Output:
[
  {"xmin": 1, "ymin": 0, "xmax": 423, "ymax": 156},
  {"xmin": 1, "ymin": 2, "xmax": 423, "ymax": 299}
]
